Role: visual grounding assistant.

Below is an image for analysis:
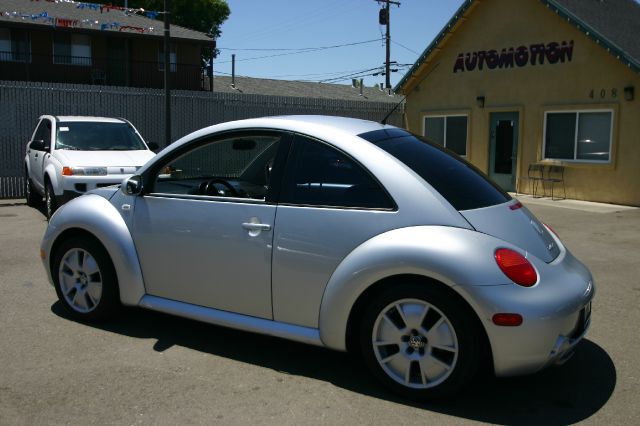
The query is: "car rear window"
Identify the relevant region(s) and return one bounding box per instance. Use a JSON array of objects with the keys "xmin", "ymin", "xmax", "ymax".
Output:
[
  {"xmin": 56, "ymin": 122, "xmax": 147, "ymax": 151},
  {"xmin": 358, "ymin": 128, "xmax": 510, "ymax": 211}
]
